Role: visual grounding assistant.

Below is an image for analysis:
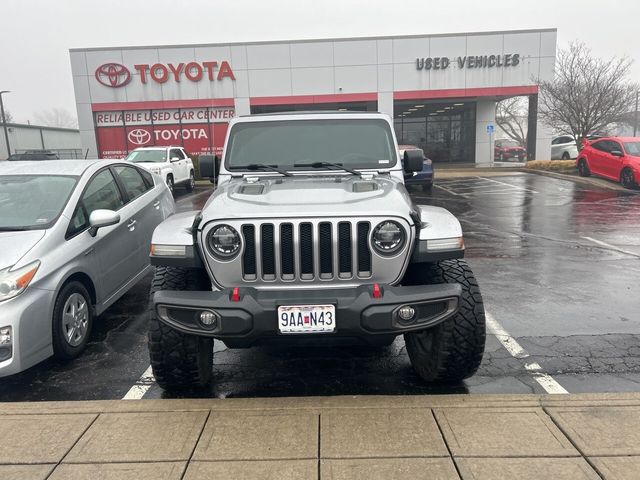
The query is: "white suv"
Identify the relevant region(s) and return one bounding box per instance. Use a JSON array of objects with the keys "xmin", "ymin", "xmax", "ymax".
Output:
[
  {"xmin": 125, "ymin": 146, "xmax": 195, "ymax": 193},
  {"xmin": 551, "ymin": 136, "xmax": 579, "ymax": 160}
]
